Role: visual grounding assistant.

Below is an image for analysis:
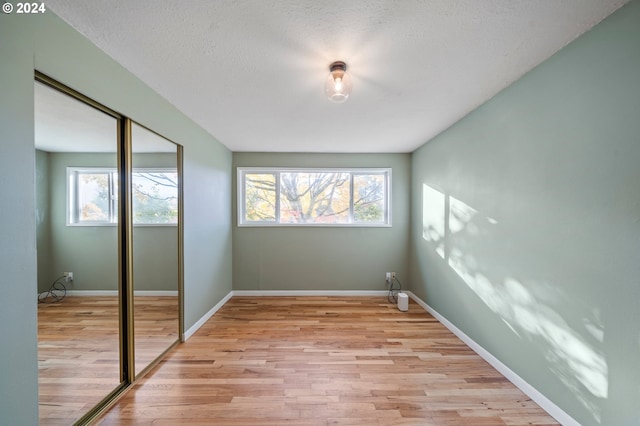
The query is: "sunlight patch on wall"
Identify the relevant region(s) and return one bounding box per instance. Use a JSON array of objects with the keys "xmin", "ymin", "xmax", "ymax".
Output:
[
  {"xmin": 448, "ymin": 252, "xmax": 608, "ymax": 417},
  {"xmin": 583, "ymin": 313, "xmax": 604, "ymax": 343},
  {"xmin": 422, "ymin": 184, "xmax": 445, "ymax": 241},
  {"xmin": 422, "ymin": 184, "xmax": 496, "ymax": 259},
  {"xmin": 422, "ymin": 184, "xmax": 446, "ymax": 258},
  {"xmin": 449, "ymin": 196, "xmax": 478, "ymax": 235},
  {"xmin": 420, "ymin": 182, "xmax": 608, "ymax": 423}
]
